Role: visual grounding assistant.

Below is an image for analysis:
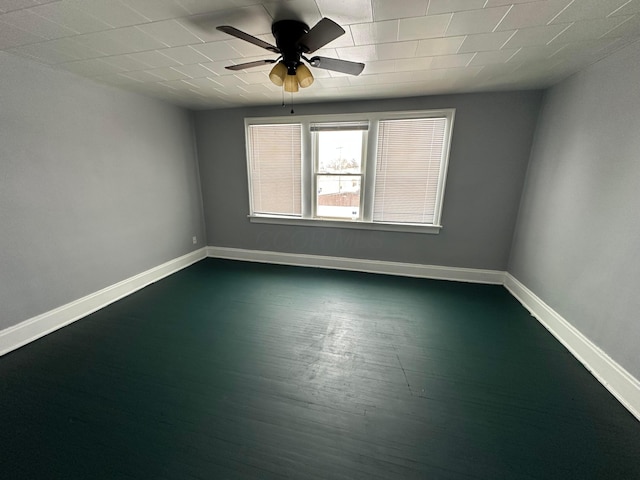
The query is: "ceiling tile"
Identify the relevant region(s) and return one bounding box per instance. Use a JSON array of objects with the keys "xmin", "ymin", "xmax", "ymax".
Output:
[
  {"xmin": 457, "ymin": 30, "xmax": 516, "ymax": 53},
  {"xmin": 336, "ymin": 44, "xmax": 377, "ymax": 61},
  {"xmin": 0, "ymin": 20, "xmax": 45, "ymax": 48},
  {"xmin": 602, "ymin": 13, "xmax": 640, "ymax": 38},
  {"xmin": 358, "ymin": 59, "xmax": 396, "ymax": 74},
  {"xmin": 609, "ymin": 0, "xmax": 640, "ymax": 16},
  {"xmin": 30, "ymin": 2, "xmax": 113, "ymax": 34},
  {"xmin": 262, "ymin": 0, "xmax": 322, "ymax": 24},
  {"xmin": 468, "ymin": 48, "xmax": 519, "ymax": 65},
  {"xmin": 64, "ymin": 0, "xmax": 149, "ymax": 28},
  {"xmin": 175, "ymin": 0, "xmax": 239, "ymax": 16},
  {"xmin": 44, "ymin": 36, "xmax": 104, "ymax": 60},
  {"xmin": 60, "ymin": 58, "xmax": 124, "ymax": 76},
  {"xmin": 71, "ymin": 30, "xmax": 131, "ymax": 56},
  {"xmin": 549, "ymin": 15, "xmax": 633, "ymax": 44},
  {"xmin": 372, "ymin": 0, "xmax": 428, "ymax": 21},
  {"xmin": 445, "ymin": 6, "xmax": 511, "ymax": 36},
  {"xmin": 0, "ymin": 9, "xmax": 76, "ymax": 40},
  {"xmin": 427, "ymin": 0, "xmax": 486, "ymax": 15},
  {"xmin": 127, "ymin": 50, "xmax": 182, "ymax": 67},
  {"xmin": 99, "ymin": 54, "xmax": 154, "ymax": 71},
  {"xmin": 398, "ymin": 13, "xmax": 452, "ymax": 41},
  {"xmin": 415, "ymin": 36, "xmax": 465, "ymax": 56},
  {"xmin": 119, "ymin": 69, "xmax": 165, "ymax": 82},
  {"xmin": 199, "ymin": 60, "xmax": 236, "ymax": 75},
  {"xmin": 119, "ymin": 0, "xmax": 190, "ymax": 22},
  {"xmin": 137, "ymin": 19, "xmax": 204, "ymax": 47},
  {"xmin": 395, "ymin": 56, "xmax": 433, "ymax": 71},
  {"xmin": 146, "ymin": 66, "xmax": 190, "ymax": 80},
  {"xmin": 224, "ymin": 37, "xmax": 271, "ymax": 57},
  {"xmin": 376, "ymin": 40, "xmax": 419, "ymax": 60},
  {"xmin": 507, "ymin": 44, "xmax": 563, "ymax": 62},
  {"xmin": 192, "ymin": 40, "xmax": 244, "ymax": 60},
  {"xmin": 170, "ymin": 63, "xmax": 215, "ymax": 78},
  {"xmin": 113, "ymin": 26, "xmax": 169, "ymax": 51},
  {"xmin": 496, "ymin": 0, "xmax": 569, "ymax": 31},
  {"xmin": 0, "ymin": 0, "xmax": 39, "ymax": 13},
  {"xmin": 550, "ymin": 0, "xmax": 631, "ymax": 23},
  {"xmin": 8, "ymin": 41, "xmax": 76, "ymax": 63},
  {"xmin": 181, "ymin": 5, "xmax": 274, "ymax": 42},
  {"xmin": 502, "ymin": 23, "xmax": 570, "ymax": 48},
  {"xmin": 430, "ymin": 53, "xmax": 474, "ymax": 69},
  {"xmin": 315, "ymin": 0, "xmax": 373, "ymax": 25},
  {"xmin": 160, "ymin": 44, "xmax": 211, "ymax": 64},
  {"xmin": 350, "ymin": 20, "xmax": 398, "ymax": 45}
]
